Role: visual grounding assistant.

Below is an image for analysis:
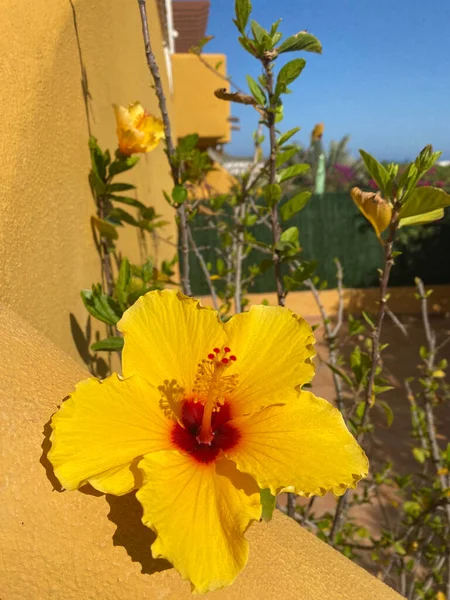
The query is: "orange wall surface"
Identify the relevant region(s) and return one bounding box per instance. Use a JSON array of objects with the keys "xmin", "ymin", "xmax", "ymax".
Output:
[
  {"xmin": 172, "ymin": 53, "xmax": 231, "ymax": 144},
  {"xmin": 0, "ymin": 0, "xmax": 177, "ymax": 362}
]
